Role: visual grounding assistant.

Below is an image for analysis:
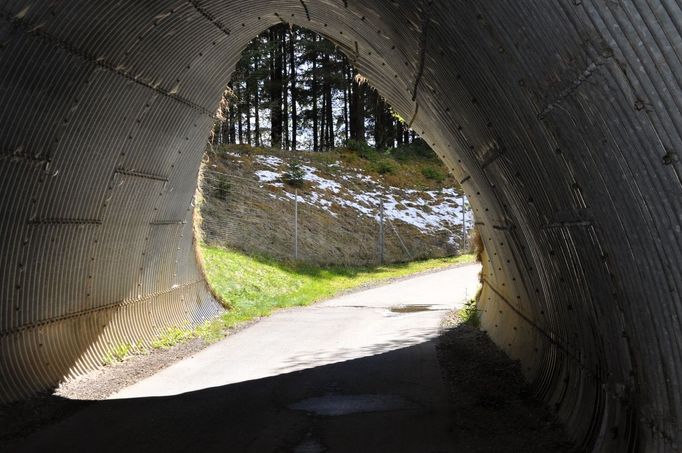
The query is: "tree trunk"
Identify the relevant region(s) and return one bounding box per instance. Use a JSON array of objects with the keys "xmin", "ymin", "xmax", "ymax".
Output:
[
  {"xmin": 237, "ymin": 82, "xmax": 243, "ymax": 144},
  {"xmin": 320, "ymin": 87, "xmax": 326, "ymax": 151},
  {"xmin": 374, "ymin": 90, "xmax": 384, "ymax": 150},
  {"xmin": 269, "ymin": 26, "xmax": 283, "ymax": 149},
  {"xmin": 326, "ymin": 93, "xmax": 331, "ymax": 149},
  {"xmin": 324, "ymin": 52, "xmax": 333, "ymax": 150},
  {"xmin": 327, "ymin": 88, "xmax": 333, "ymax": 149},
  {"xmin": 350, "ymin": 67, "xmax": 365, "ymax": 142},
  {"xmin": 254, "ymin": 56, "xmax": 261, "ymax": 147},
  {"xmin": 373, "ymin": 91, "xmax": 395, "ymax": 150},
  {"xmin": 289, "ymin": 27, "xmax": 298, "ymax": 151},
  {"xmin": 343, "ymin": 63, "xmax": 349, "ymax": 143},
  {"xmin": 386, "ymin": 103, "xmax": 395, "ymax": 149},
  {"xmin": 311, "ymin": 34, "xmax": 319, "ymax": 152},
  {"xmin": 245, "ymin": 84, "xmax": 252, "ymax": 145},
  {"xmin": 396, "ymin": 120, "xmax": 404, "ymax": 146},
  {"xmin": 282, "ymin": 28, "xmax": 289, "ymax": 150},
  {"xmin": 229, "ymin": 107, "xmax": 236, "ymax": 144},
  {"xmin": 228, "ymin": 82, "xmax": 236, "ymax": 144}
]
